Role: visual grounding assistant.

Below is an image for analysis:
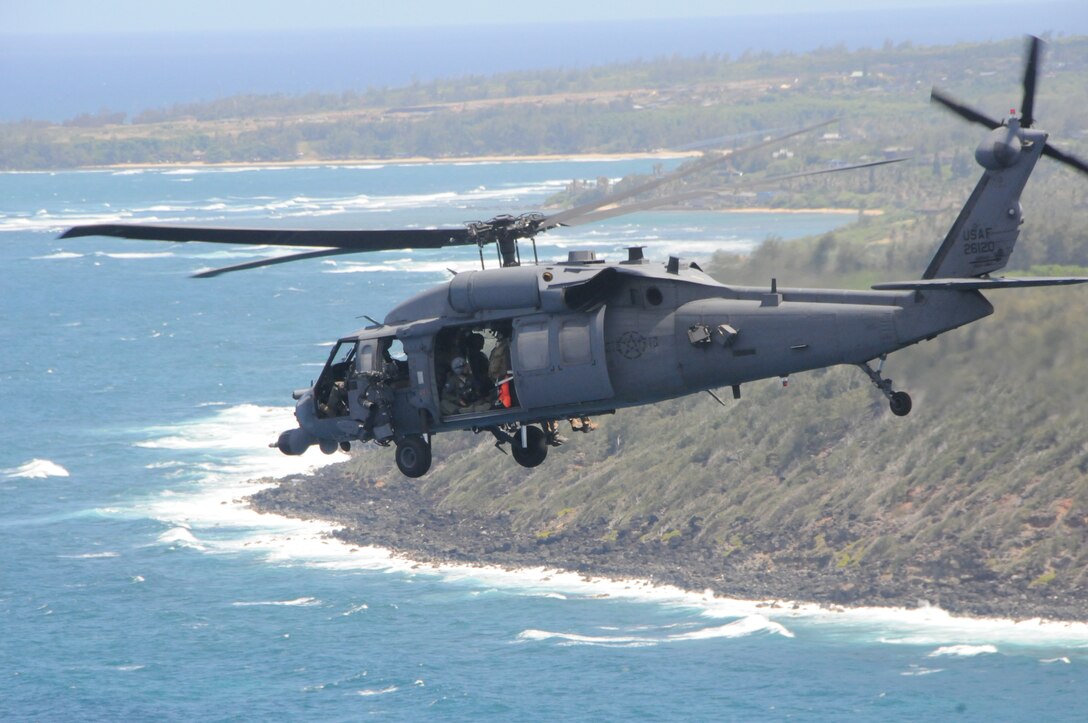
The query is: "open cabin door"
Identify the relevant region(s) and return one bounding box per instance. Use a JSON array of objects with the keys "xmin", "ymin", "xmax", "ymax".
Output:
[{"xmin": 511, "ymin": 307, "xmax": 613, "ymax": 409}]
